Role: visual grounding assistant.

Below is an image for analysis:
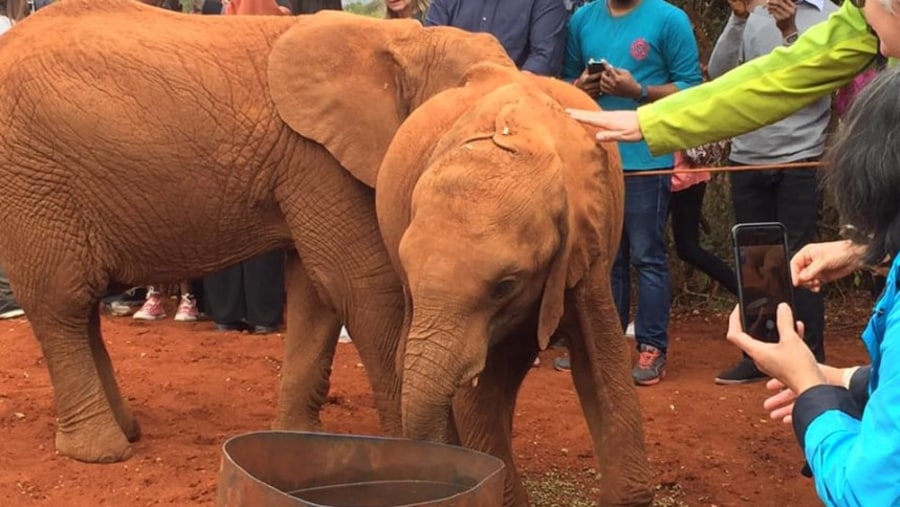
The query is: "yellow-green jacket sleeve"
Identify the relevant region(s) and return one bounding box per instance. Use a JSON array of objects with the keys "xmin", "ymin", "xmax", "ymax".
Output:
[{"xmin": 638, "ymin": 2, "xmax": 877, "ymax": 156}]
